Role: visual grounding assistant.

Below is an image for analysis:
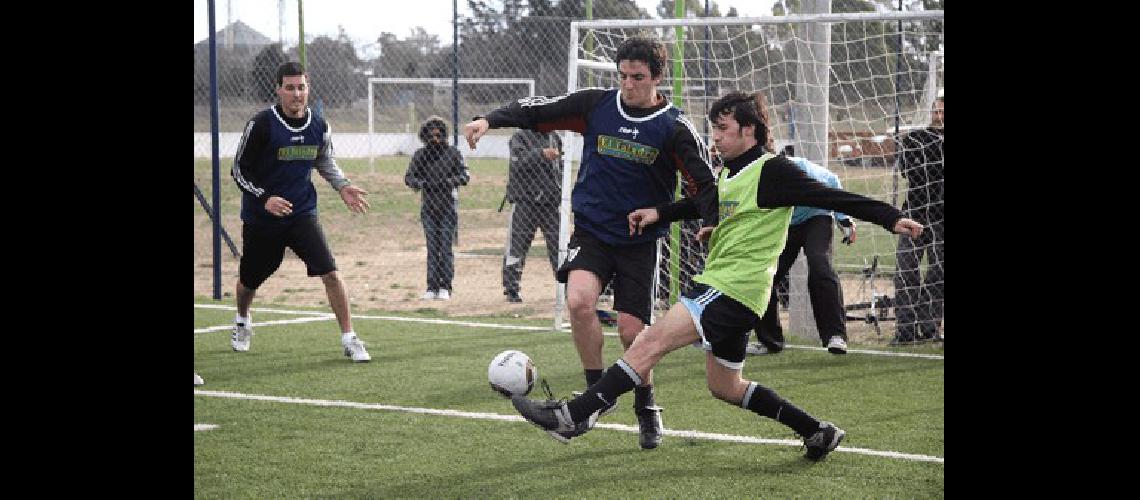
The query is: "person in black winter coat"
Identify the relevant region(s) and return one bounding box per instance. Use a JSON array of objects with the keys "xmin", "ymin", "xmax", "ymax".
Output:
[{"xmin": 405, "ymin": 116, "xmax": 470, "ymax": 300}]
